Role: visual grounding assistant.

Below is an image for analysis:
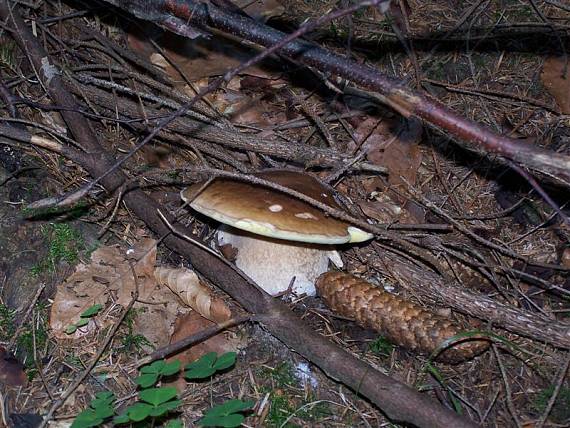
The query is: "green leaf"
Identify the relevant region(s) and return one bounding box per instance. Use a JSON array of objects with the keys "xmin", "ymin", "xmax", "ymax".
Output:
[
  {"xmin": 139, "ymin": 387, "xmax": 178, "ymax": 406},
  {"xmin": 205, "ymin": 399, "xmax": 254, "ymax": 417},
  {"xmin": 138, "ymin": 360, "xmax": 179, "ymax": 386},
  {"xmin": 160, "ymin": 360, "xmax": 181, "ymax": 376},
  {"xmin": 126, "ymin": 402, "xmax": 152, "ymax": 422},
  {"xmin": 65, "ymin": 324, "xmax": 77, "ymax": 334},
  {"xmin": 185, "ymin": 366, "xmax": 216, "ymax": 379},
  {"xmin": 165, "ymin": 420, "xmax": 184, "ymax": 428},
  {"xmin": 75, "ymin": 318, "xmax": 89, "ymax": 328},
  {"xmin": 81, "ymin": 304, "xmax": 103, "ymax": 318},
  {"xmin": 213, "ymin": 352, "xmax": 236, "ymax": 371},
  {"xmin": 199, "ymin": 399, "xmax": 254, "ymax": 427},
  {"xmin": 71, "ymin": 409, "xmax": 102, "ymax": 428},
  {"xmin": 93, "ymin": 391, "xmax": 114, "ymax": 402},
  {"xmin": 199, "ymin": 413, "xmax": 245, "ymax": 428},
  {"xmin": 140, "ymin": 359, "xmax": 166, "ymax": 374},
  {"xmin": 148, "ymin": 399, "xmax": 182, "ymax": 417},
  {"xmin": 184, "ymin": 353, "xmax": 221, "ymax": 379},
  {"xmin": 113, "ymin": 413, "xmax": 130, "ymax": 425},
  {"xmin": 186, "ymin": 352, "xmax": 217, "ymax": 371},
  {"xmin": 91, "ymin": 397, "xmax": 115, "ymax": 410},
  {"xmin": 93, "ymin": 405, "xmax": 114, "ymax": 419},
  {"xmin": 72, "ymin": 392, "xmax": 115, "ymax": 428},
  {"xmin": 136, "ymin": 373, "xmax": 158, "ymax": 388}
]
